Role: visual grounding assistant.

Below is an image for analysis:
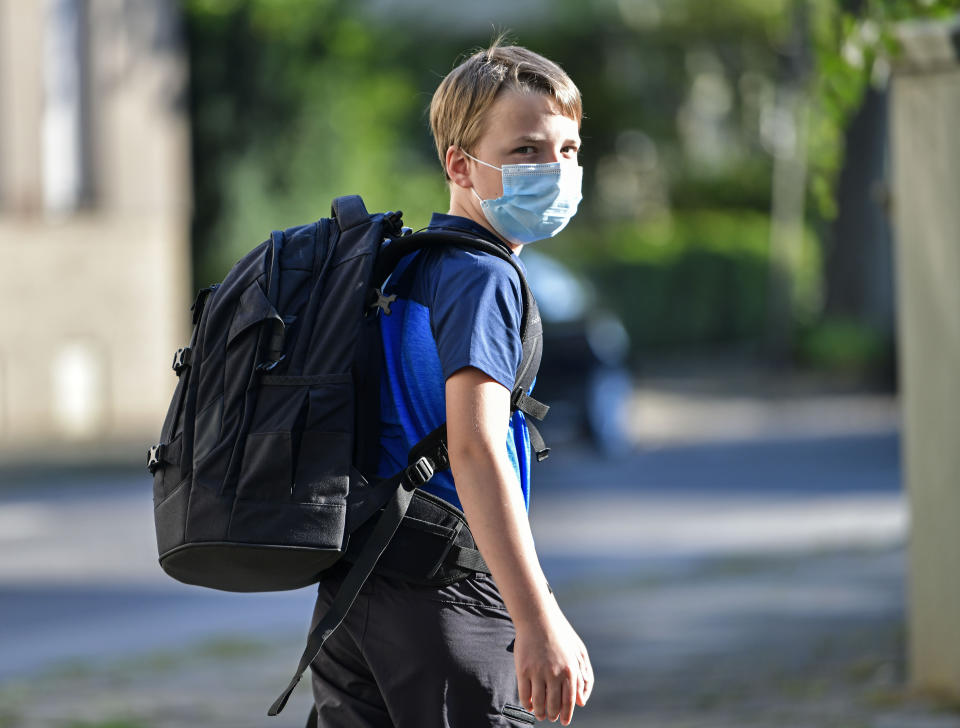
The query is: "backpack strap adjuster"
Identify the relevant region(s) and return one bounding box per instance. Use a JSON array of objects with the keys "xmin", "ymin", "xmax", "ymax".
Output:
[
  {"xmin": 172, "ymin": 347, "xmax": 192, "ymax": 376},
  {"xmin": 403, "ymin": 456, "xmax": 435, "ymax": 490},
  {"xmin": 190, "ymin": 284, "xmax": 219, "ymax": 325},
  {"xmin": 511, "ymin": 390, "xmax": 549, "ymax": 421},
  {"xmin": 255, "ymin": 354, "xmax": 286, "ymax": 373}
]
